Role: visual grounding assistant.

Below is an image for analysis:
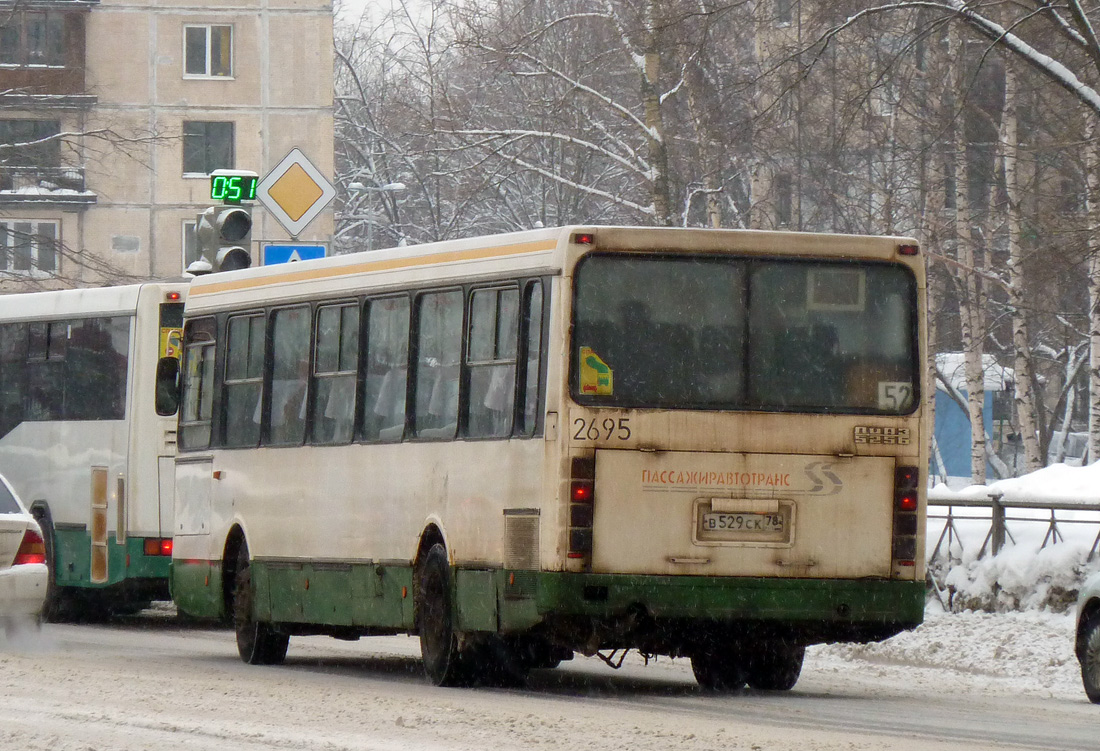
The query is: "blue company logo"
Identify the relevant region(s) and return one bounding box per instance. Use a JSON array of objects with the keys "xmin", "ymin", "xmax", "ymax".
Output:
[{"xmin": 263, "ymin": 244, "xmax": 326, "ymax": 265}]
